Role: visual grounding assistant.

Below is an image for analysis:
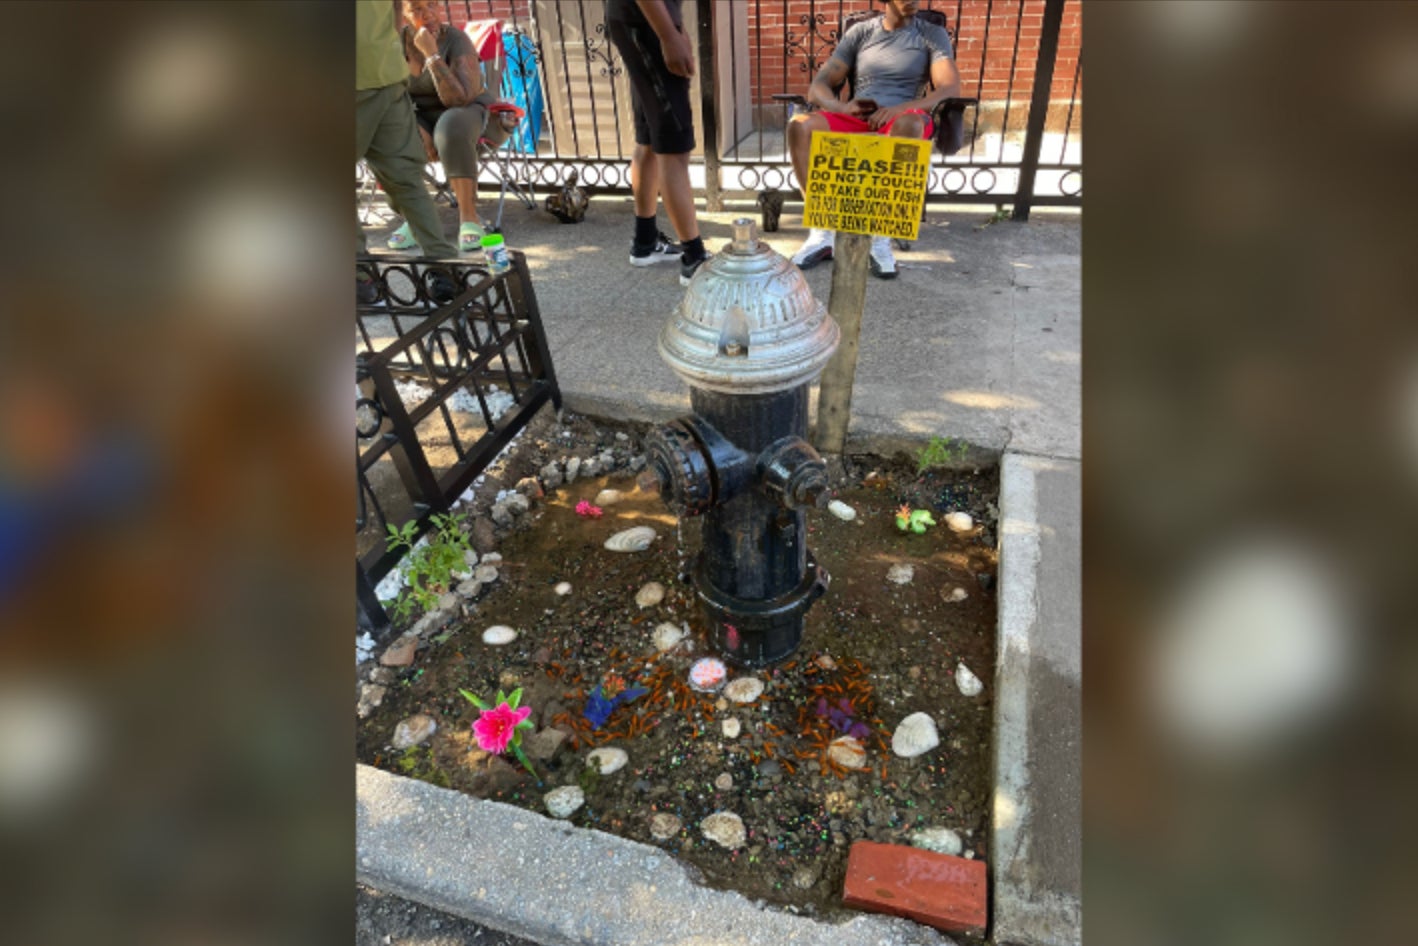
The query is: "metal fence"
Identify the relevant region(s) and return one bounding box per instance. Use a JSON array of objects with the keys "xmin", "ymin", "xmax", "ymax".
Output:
[
  {"xmin": 356, "ymin": 254, "xmax": 560, "ymax": 633},
  {"xmin": 432, "ymin": 0, "xmax": 1080, "ymax": 217}
]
